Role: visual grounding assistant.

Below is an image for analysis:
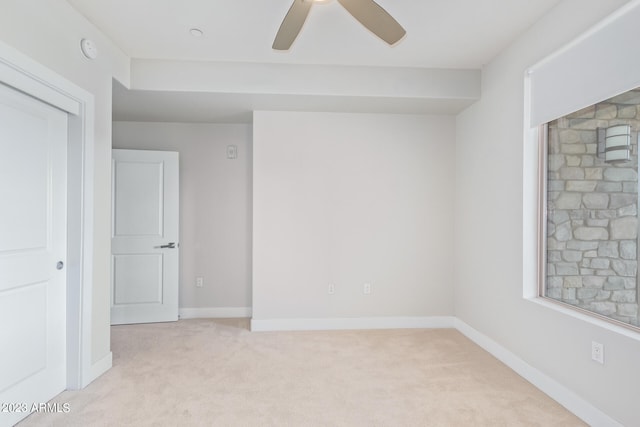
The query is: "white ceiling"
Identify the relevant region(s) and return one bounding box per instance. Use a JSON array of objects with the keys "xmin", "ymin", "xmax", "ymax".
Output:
[{"xmin": 67, "ymin": 0, "xmax": 564, "ymax": 122}]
